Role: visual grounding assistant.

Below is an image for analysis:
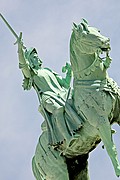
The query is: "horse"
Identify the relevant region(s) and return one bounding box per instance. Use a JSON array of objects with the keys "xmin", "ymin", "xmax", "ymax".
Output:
[
  {"xmin": 69, "ymin": 19, "xmax": 120, "ymax": 176},
  {"xmin": 32, "ymin": 20, "xmax": 120, "ymax": 180}
]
